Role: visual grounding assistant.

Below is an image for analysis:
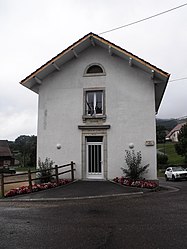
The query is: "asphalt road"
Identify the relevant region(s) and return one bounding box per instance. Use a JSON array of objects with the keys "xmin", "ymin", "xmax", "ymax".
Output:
[{"xmin": 0, "ymin": 178, "xmax": 186, "ymax": 249}]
